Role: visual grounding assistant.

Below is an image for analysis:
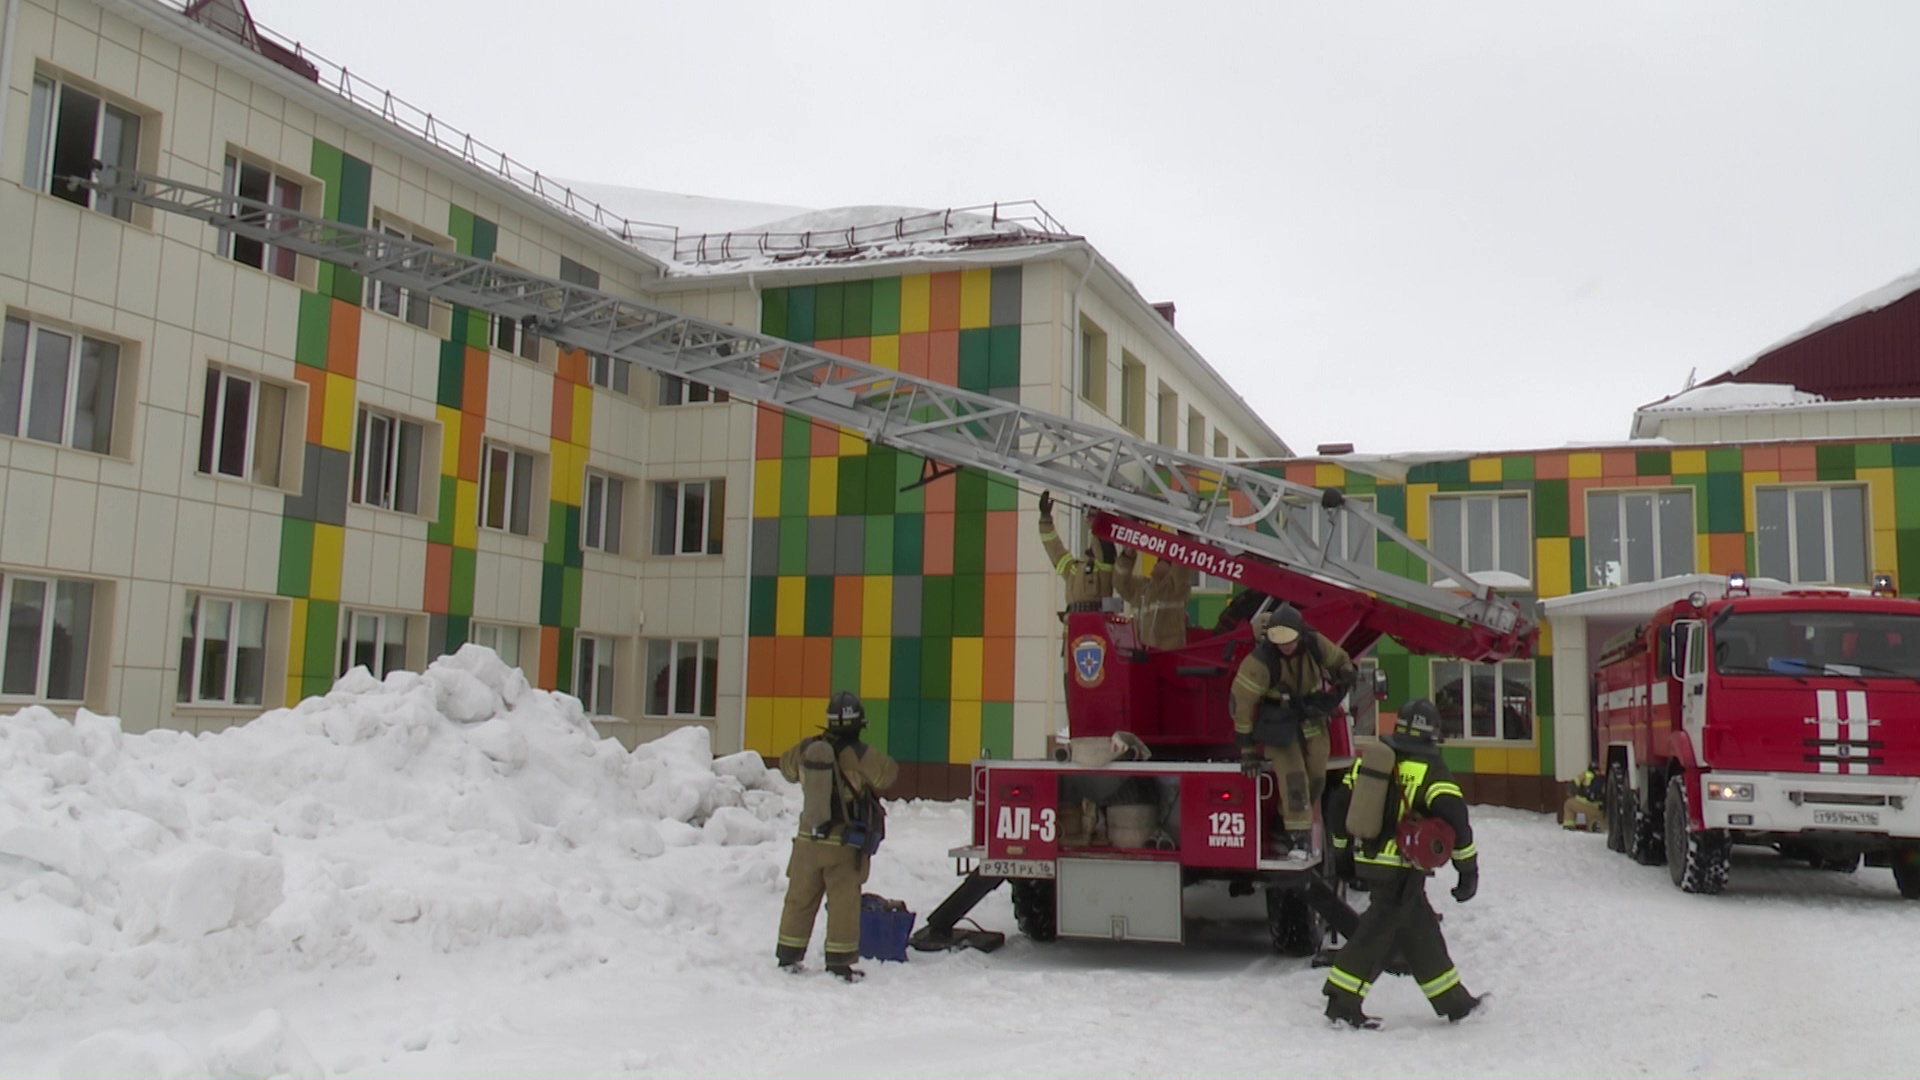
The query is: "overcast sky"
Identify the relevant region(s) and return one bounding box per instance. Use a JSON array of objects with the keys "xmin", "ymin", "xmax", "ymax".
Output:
[{"xmin": 249, "ymin": 1, "xmax": 1920, "ymax": 455}]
